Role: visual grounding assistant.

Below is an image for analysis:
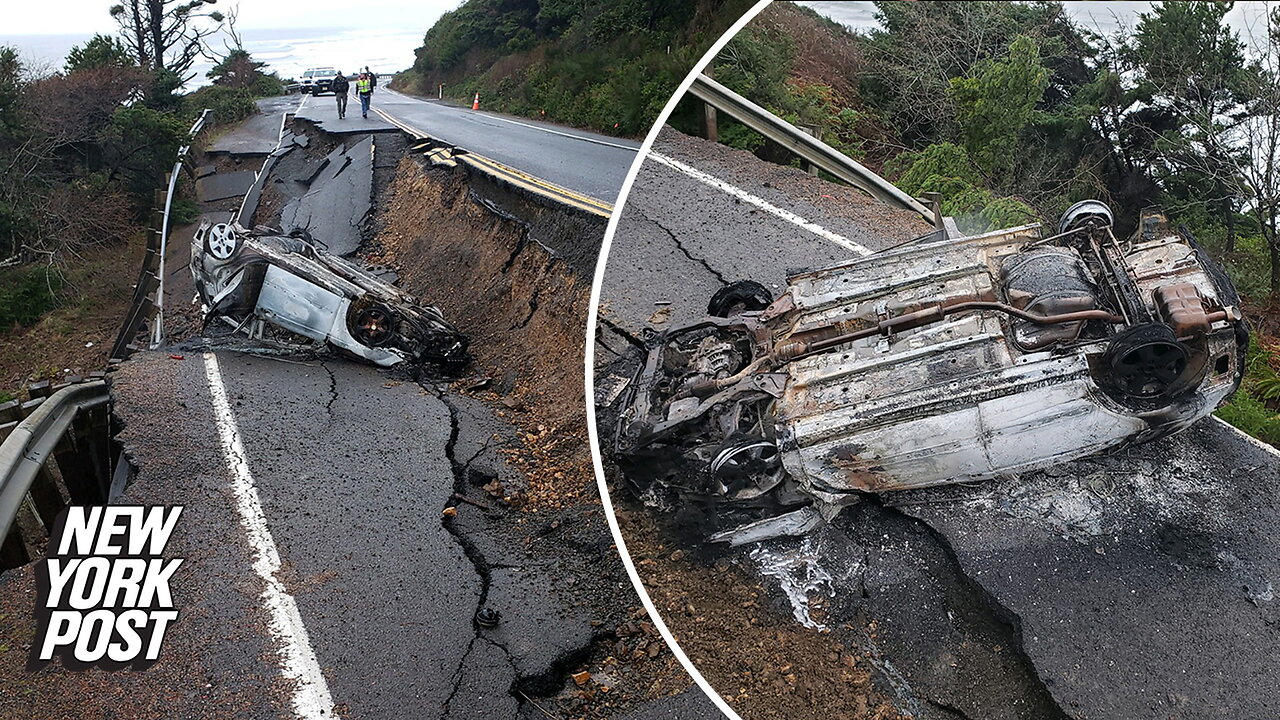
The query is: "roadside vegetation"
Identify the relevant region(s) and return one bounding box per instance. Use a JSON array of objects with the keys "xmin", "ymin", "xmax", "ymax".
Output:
[
  {"xmin": 393, "ymin": 0, "xmax": 756, "ymax": 136},
  {"xmin": 672, "ymin": 1, "xmax": 1280, "ymax": 447},
  {"xmin": 0, "ymin": 0, "xmax": 283, "ymax": 395}
]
